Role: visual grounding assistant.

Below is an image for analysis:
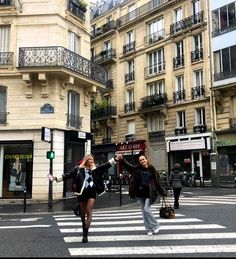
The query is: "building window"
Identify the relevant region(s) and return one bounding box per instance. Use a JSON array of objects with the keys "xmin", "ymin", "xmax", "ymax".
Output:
[
  {"xmin": 192, "ymin": 0, "xmax": 201, "ymax": 15},
  {"xmin": 213, "ymin": 45, "xmax": 236, "ymax": 80},
  {"xmin": 176, "ymin": 111, "xmax": 185, "ymax": 128},
  {"xmin": 67, "ymin": 91, "xmax": 81, "ymax": 129},
  {"xmin": 212, "ymin": 2, "xmax": 236, "ymax": 36},
  {"xmin": 195, "ymin": 107, "xmax": 205, "ymax": 125},
  {"xmin": 125, "ymin": 59, "xmax": 135, "ymax": 83},
  {"xmin": 148, "ymin": 114, "xmax": 164, "ymax": 132},
  {"xmin": 147, "ymin": 17, "xmax": 164, "ymax": 42},
  {"xmin": 148, "ymin": 48, "xmax": 165, "ymax": 75},
  {"xmin": 127, "ymin": 120, "xmax": 135, "ymax": 135},
  {"xmin": 0, "ymin": 25, "xmax": 10, "ymax": 52},
  {"xmin": 125, "ymin": 89, "xmax": 135, "ymax": 112},
  {"xmin": 148, "ymin": 80, "xmax": 165, "ymax": 95},
  {"xmin": 0, "ymin": 86, "xmax": 7, "ymax": 124},
  {"xmin": 174, "ymin": 41, "xmax": 184, "ymax": 68},
  {"xmin": 68, "ymin": 31, "xmax": 80, "ymax": 54}
]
